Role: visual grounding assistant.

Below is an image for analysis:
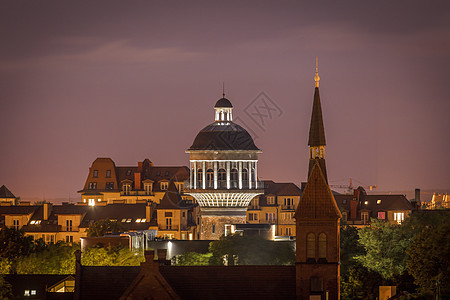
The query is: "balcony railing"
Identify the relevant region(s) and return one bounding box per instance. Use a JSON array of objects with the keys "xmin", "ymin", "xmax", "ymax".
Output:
[
  {"xmin": 281, "ymin": 205, "xmax": 295, "ymax": 210},
  {"xmin": 184, "ymin": 179, "xmax": 264, "ymax": 190},
  {"xmin": 158, "ymin": 225, "xmax": 180, "ymax": 231}
]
